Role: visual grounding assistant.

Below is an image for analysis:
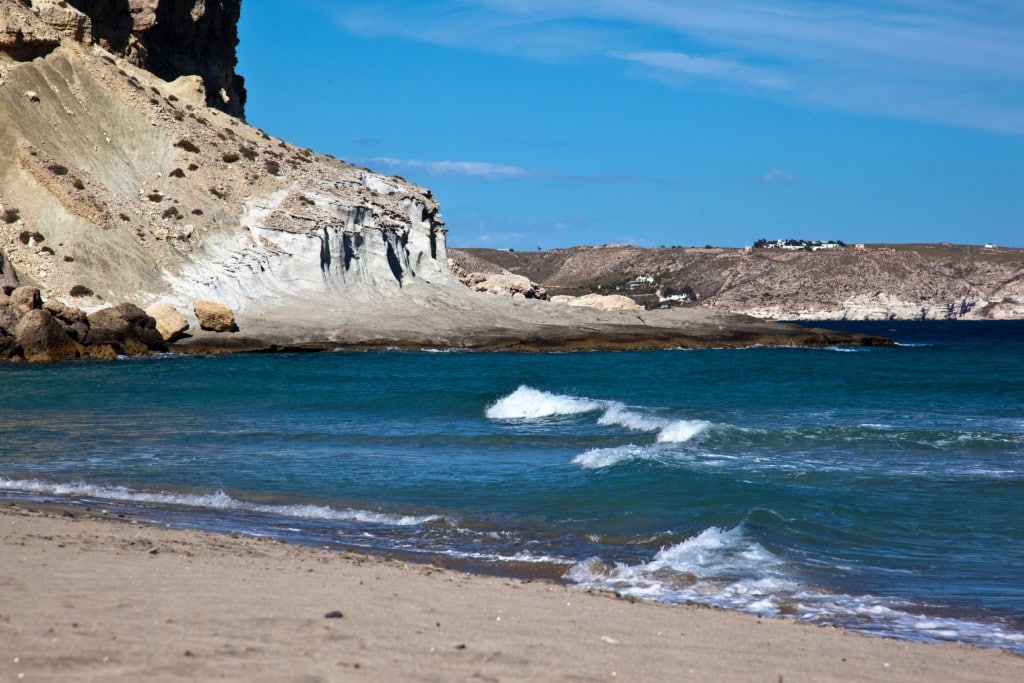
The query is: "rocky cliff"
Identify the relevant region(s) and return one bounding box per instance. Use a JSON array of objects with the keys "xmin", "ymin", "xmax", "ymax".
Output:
[
  {"xmin": 70, "ymin": 0, "xmax": 246, "ymax": 117},
  {"xmin": 450, "ymin": 244, "xmax": 1024, "ymax": 321},
  {"xmin": 0, "ymin": 0, "xmax": 888, "ymax": 357},
  {"xmin": 0, "ymin": 0, "xmax": 452, "ymax": 339}
]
